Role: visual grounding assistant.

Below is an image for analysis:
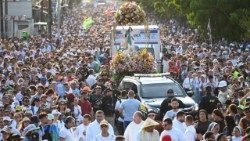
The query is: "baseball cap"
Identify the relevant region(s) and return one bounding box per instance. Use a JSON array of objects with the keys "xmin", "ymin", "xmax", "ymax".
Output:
[
  {"xmin": 47, "ymin": 114, "xmax": 54, "ymax": 120},
  {"xmin": 167, "ymin": 89, "xmax": 174, "ymax": 93},
  {"xmin": 100, "ymin": 120, "xmax": 109, "ymax": 126},
  {"xmin": 23, "ymin": 124, "xmax": 40, "ymax": 136},
  {"xmin": 3, "ymin": 116, "xmax": 12, "ymax": 122}
]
